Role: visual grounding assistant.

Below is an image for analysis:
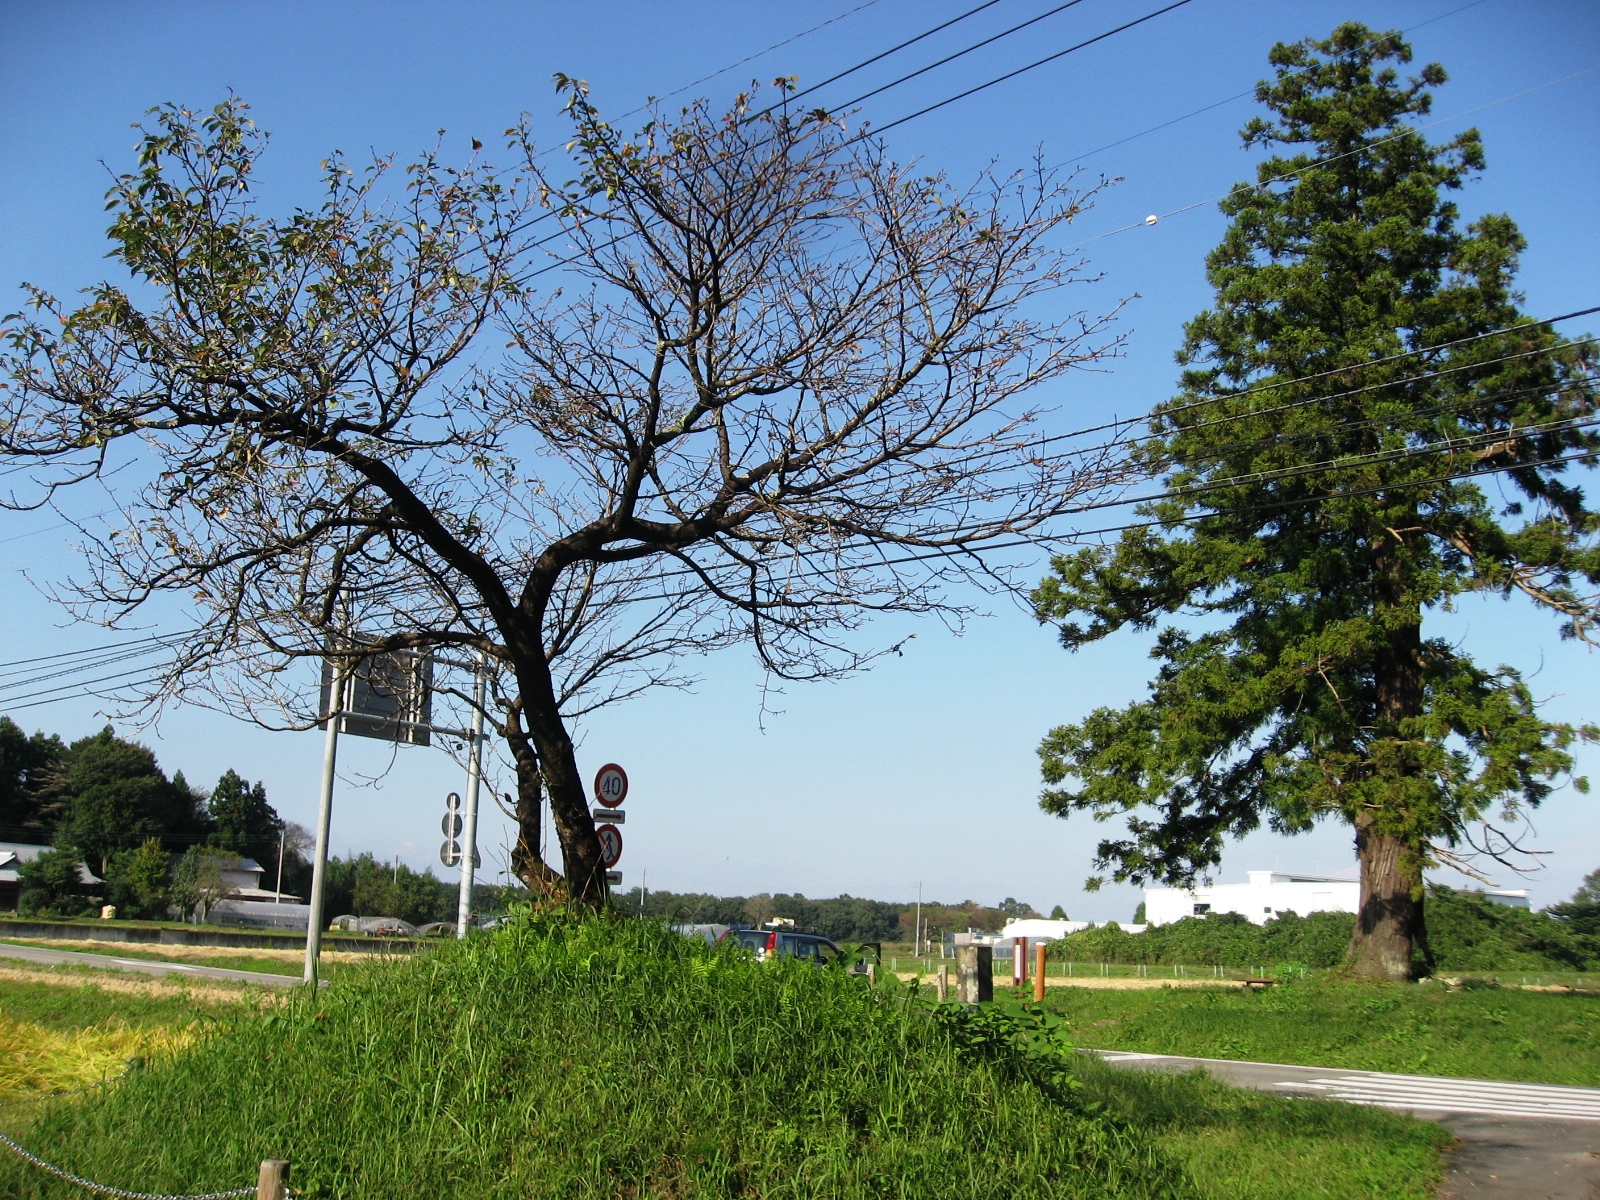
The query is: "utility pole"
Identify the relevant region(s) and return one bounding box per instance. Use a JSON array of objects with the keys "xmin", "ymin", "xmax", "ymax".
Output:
[
  {"xmin": 274, "ymin": 827, "xmax": 285, "ymax": 903},
  {"xmin": 915, "ymin": 881, "xmax": 923, "ymax": 960},
  {"xmin": 304, "ymin": 660, "xmax": 347, "ymax": 985},
  {"xmin": 455, "ymin": 657, "xmax": 487, "ymax": 939}
]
